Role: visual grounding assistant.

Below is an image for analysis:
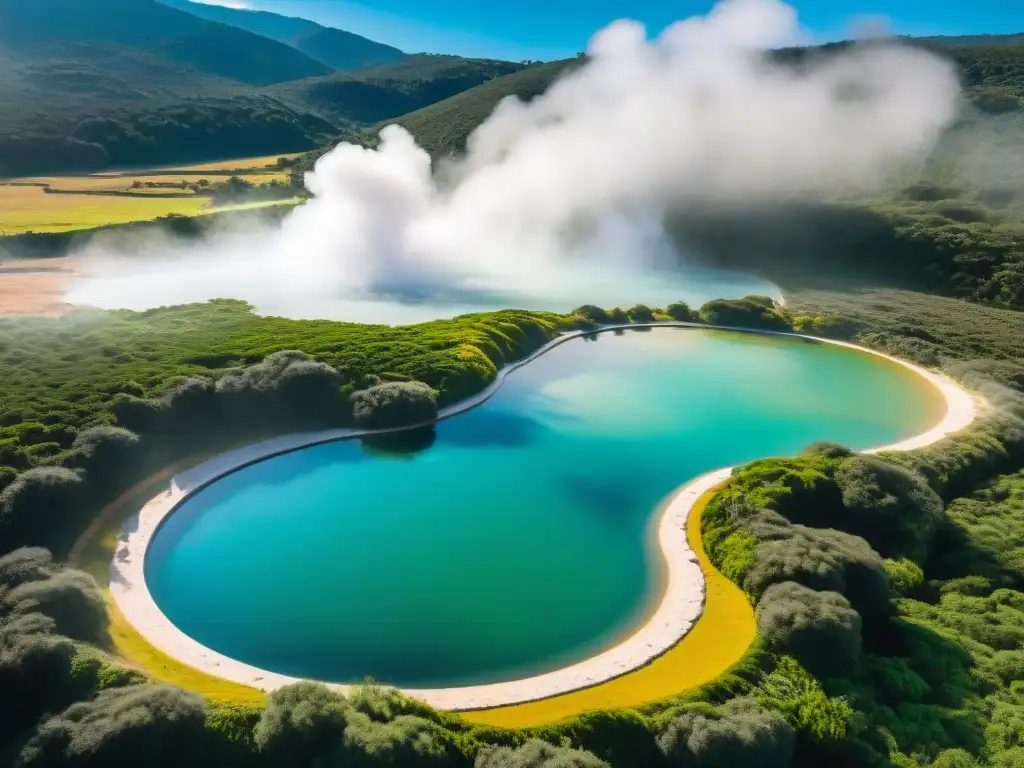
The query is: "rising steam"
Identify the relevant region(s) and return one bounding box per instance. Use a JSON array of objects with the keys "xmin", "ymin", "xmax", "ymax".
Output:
[{"xmin": 65, "ymin": 0, "xmax": 962, "ymax": 322}]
